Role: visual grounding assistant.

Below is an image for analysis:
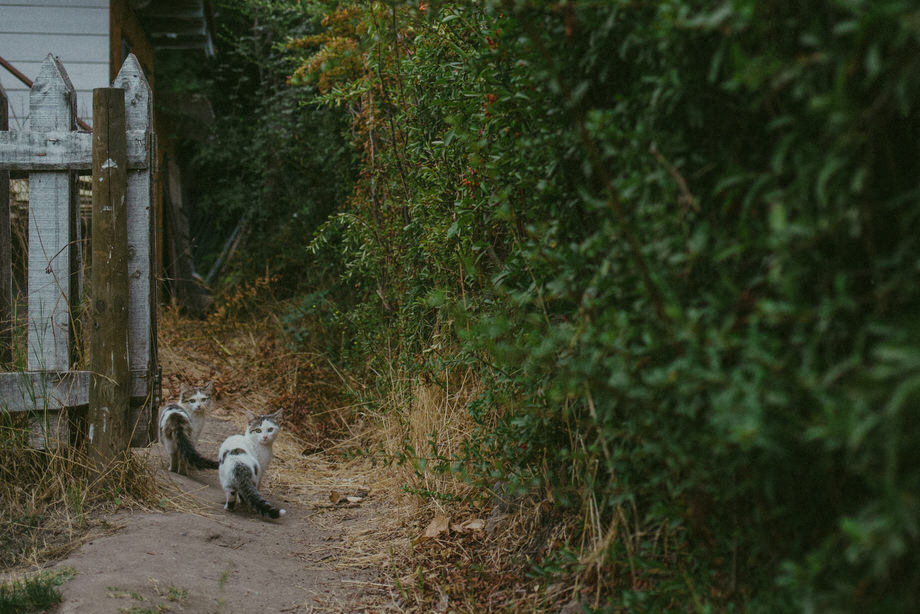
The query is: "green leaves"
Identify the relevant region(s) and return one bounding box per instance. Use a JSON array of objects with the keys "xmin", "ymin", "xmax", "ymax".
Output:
[{"xmin": 214, "ymin": 0, "xmax": 920, "ymax": 610}]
